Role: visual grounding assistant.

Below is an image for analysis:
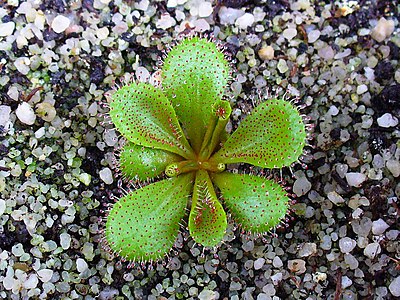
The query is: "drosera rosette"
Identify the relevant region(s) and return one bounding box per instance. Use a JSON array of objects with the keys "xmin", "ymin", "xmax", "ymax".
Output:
[{"xmin": 101, "ymin": 36, "xmax": 307, "ymax": 264}]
